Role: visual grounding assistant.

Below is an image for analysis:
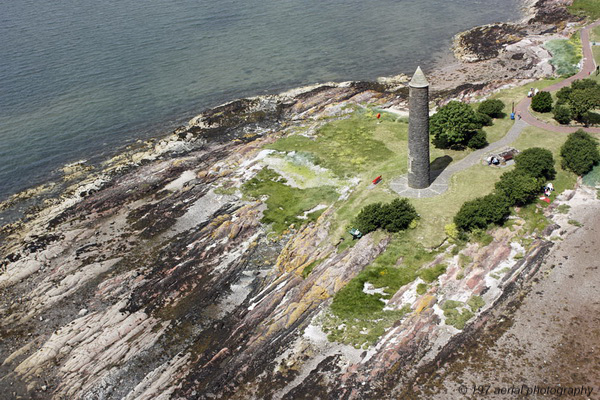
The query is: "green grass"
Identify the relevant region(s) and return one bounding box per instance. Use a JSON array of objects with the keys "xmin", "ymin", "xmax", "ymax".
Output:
[
  {"xmin": 568, "ymin": 219, "xmax": 584, "ymax": 227},
  {"xmin": 301, "ymin": 259, "xmax": 322, "ymax": 278},
  {"xmin": 467, "ymin": 295, "xmax": 485, "ymax": 312},
  {"xmin": 442, "ymin": 300, "xmax": 474, "ymax": 330},
  {"xmin": 569, "ymin": 0, "xmax": 600, "ymax": 19},
  {"xmin": 419, "ymin": 264, "xmax": 447, "ymax": 283},
  {"xmin": 592, "ymin": 26, "xmax": 600, "ymax": 42},
  {"xmin": 416, "ymin": 283, "xmax": 428, "ymax": 295},
  {"xmin": 545, "ymin": 34, "xmax": 583, "ymax": 77},
  {"xmin": 242, "ymin": 168, "xmax": 338, "ymax": 233},
  {"xmin": 557, "ymin": 204, "xmax": 571, "ymax": 214}
]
